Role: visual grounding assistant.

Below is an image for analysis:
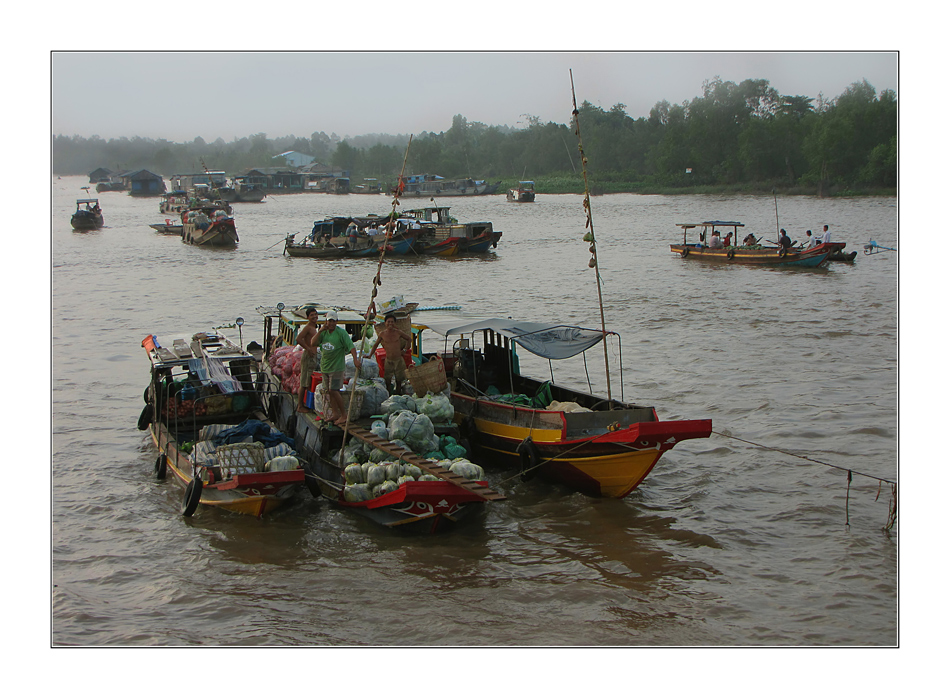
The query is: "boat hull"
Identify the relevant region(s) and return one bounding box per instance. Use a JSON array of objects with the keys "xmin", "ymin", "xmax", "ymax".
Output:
[
  {"xmin": 183, "ymin": 219, "xmax": 238, "ymax": 246},
  {"xmin": 150, "ymin": 422, "xmax": 304, "ymax": 517},
  {"xmin": 284, "ymin": 242, "xmax": 348, "ymax": 258},
  {"xmin": 150, "ymin": 223, "xmax": 183, "ymax": 235},
  {"xmin": 71, "ymin": 213, "xmax": 103, "ymax": 230},
  {"xmin": 452, "ymin": 393, "xmax": 711, "ymax": 498},
  {"xmin": 670, "ymin": 242, "xmax": 842, "ymax": 267}
]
